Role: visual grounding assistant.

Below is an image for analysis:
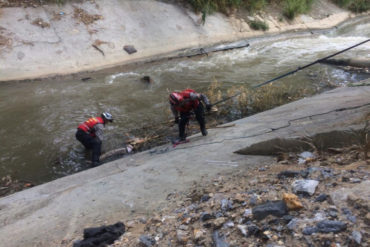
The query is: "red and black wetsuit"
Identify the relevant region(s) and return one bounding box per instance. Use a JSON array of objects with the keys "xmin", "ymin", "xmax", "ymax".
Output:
[
  {"xmin": 170, "ymin": 89, "xmax": 210, "ymax": 140},
  {"xmin": 75, "ymin": 117, "xmax": 105, "ymax": 165}
]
